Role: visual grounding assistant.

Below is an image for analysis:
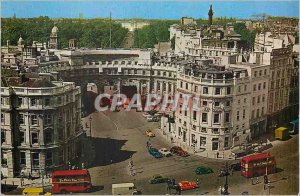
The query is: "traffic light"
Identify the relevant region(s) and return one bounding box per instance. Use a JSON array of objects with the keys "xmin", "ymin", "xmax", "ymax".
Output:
[{"xmin": 264, "ymin": 175, "xmax": 268, "ymax": 184}]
